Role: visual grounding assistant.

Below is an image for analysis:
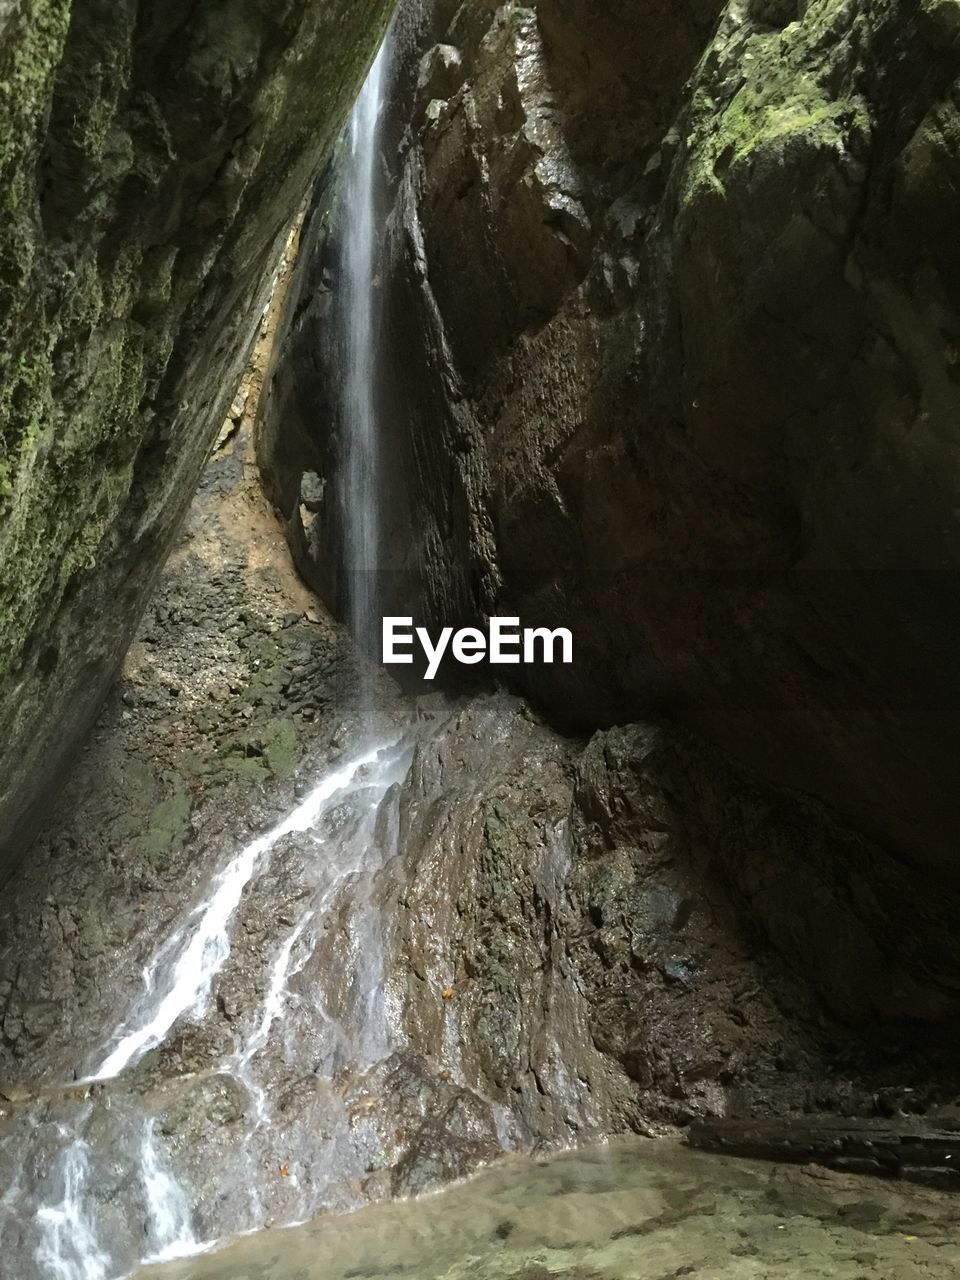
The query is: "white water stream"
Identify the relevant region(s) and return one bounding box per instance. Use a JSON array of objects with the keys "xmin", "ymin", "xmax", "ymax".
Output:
[
  {"xmin": 91, "ymin": 743, "xmax": 388, "ymax": 1084},
  {"xmin": 141, "ymin": 1122, "xmax": 196, "ymax": 1265},
  {"xmin": 34, "ymin": 1140, "xmax": 111, "ymax": 1280},
  {"xmin": 342, "ymin": 33, "xmax": 389, "ymax": 658},
  {"xmin": 0, "ymin": 38, "xmax": 402, "ymax": 1280}
]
